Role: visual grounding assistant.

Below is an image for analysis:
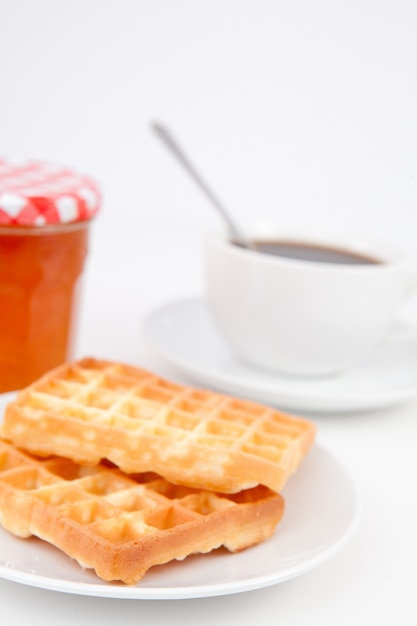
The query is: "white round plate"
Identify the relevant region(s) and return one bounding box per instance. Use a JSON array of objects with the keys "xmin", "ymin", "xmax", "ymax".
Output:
[
  {"xmin": 0, "ymin": 394, "xmax": 359, "ymax": 599},
  {"xmin": 142, "ymin": 296, "xmax": 417, "ymax": 413}
]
